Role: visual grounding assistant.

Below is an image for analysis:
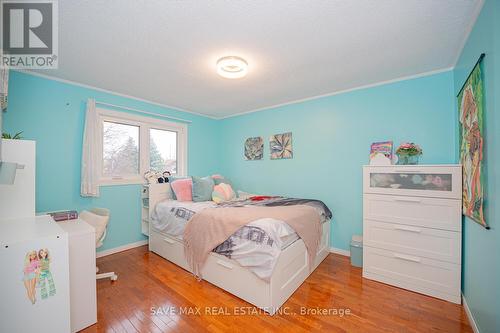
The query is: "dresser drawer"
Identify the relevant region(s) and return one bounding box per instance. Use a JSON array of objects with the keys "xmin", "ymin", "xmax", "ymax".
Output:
[
  {"xmin": 363, "ymin": 246, "xmax": 461, "ymax": 303},
  {"xmin": 364, "ymin": 220, "xmax": 460, "ymax": 263},
  {"xmin": 363, "ymin": 194, "xmax": 461, "ymax": 231},
  {"xmin": 363, "ymin": 165, "xmax": 461, "ymax": 199}
]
